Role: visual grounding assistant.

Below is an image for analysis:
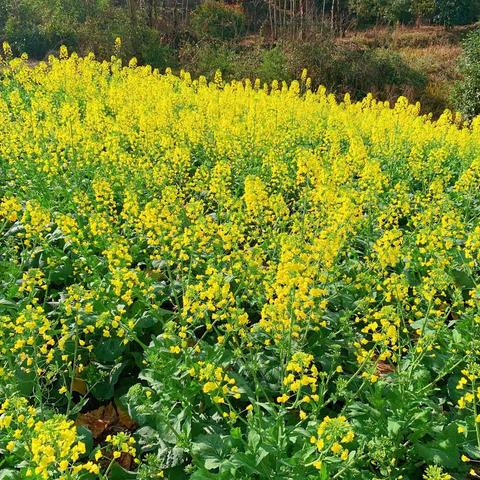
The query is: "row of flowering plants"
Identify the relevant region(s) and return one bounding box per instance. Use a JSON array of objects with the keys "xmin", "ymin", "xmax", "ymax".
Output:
[{"xmin": 1, "ymin": 42, "xmax": 480, "ymax": 479}]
